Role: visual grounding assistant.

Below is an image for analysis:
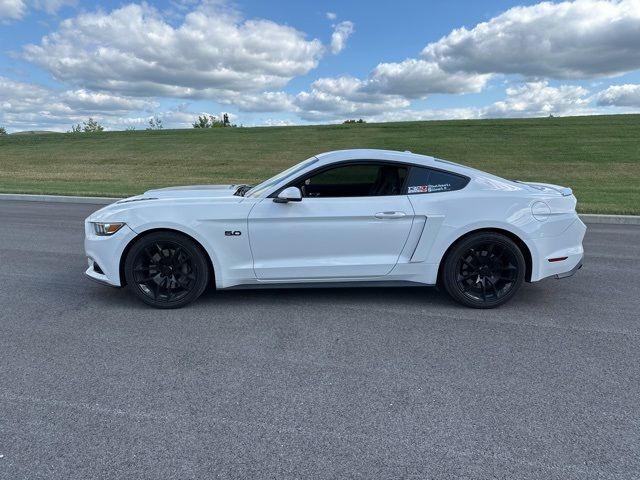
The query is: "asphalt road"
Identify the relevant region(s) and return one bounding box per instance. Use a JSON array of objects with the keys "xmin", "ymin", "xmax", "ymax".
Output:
[{"xmin": 1, "ymin": 200, "xmax": 639, "ymax": 480}]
